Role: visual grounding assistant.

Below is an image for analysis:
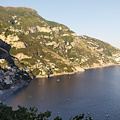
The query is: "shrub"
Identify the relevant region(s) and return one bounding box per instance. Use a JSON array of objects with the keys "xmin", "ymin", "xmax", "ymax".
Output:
[{"xmin": 0, "ymin": 103, "xmax": 92, "ymax": 120}]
